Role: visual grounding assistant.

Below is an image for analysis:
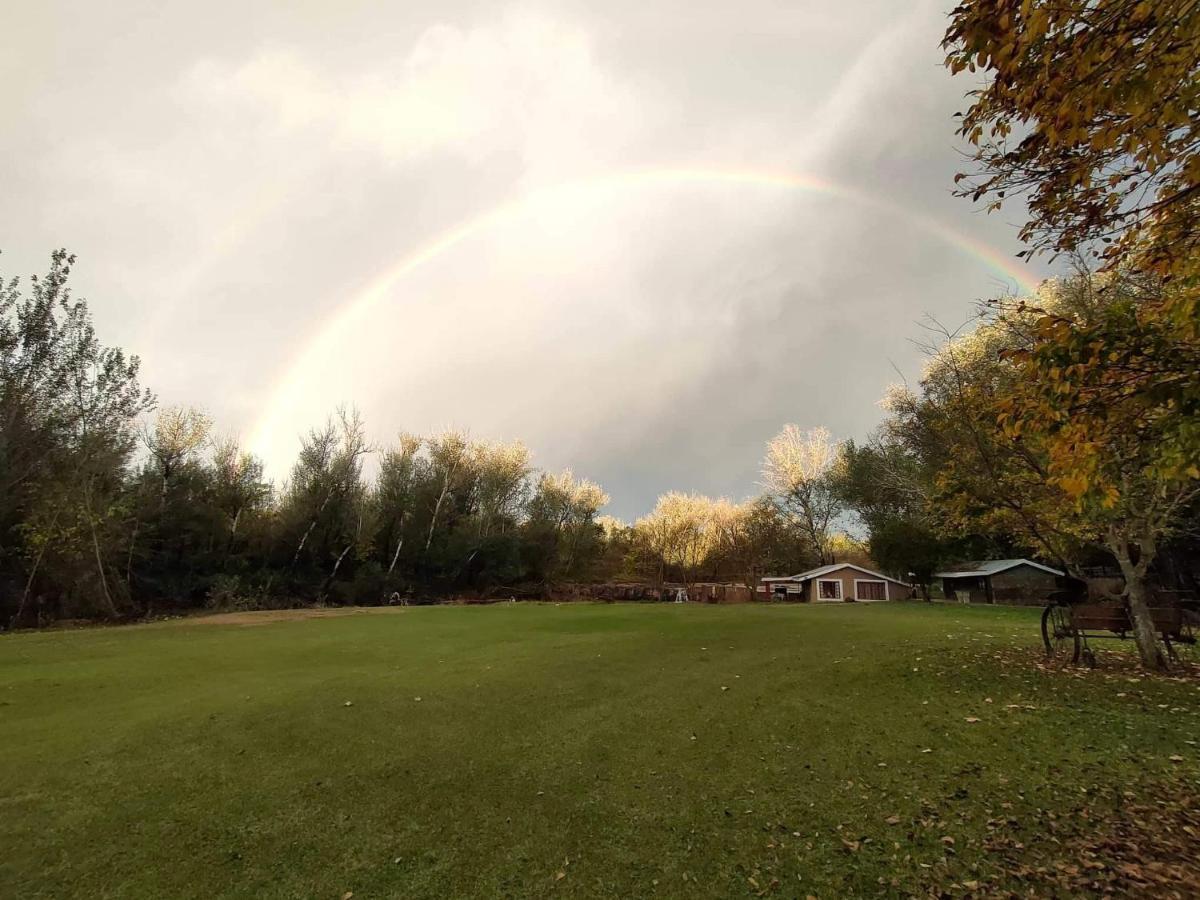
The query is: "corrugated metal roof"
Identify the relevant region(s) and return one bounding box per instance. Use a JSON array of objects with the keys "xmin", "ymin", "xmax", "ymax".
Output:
[{"xmin": 934, "ymin": 558, "xmax": 1064, "ymax": 579}]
